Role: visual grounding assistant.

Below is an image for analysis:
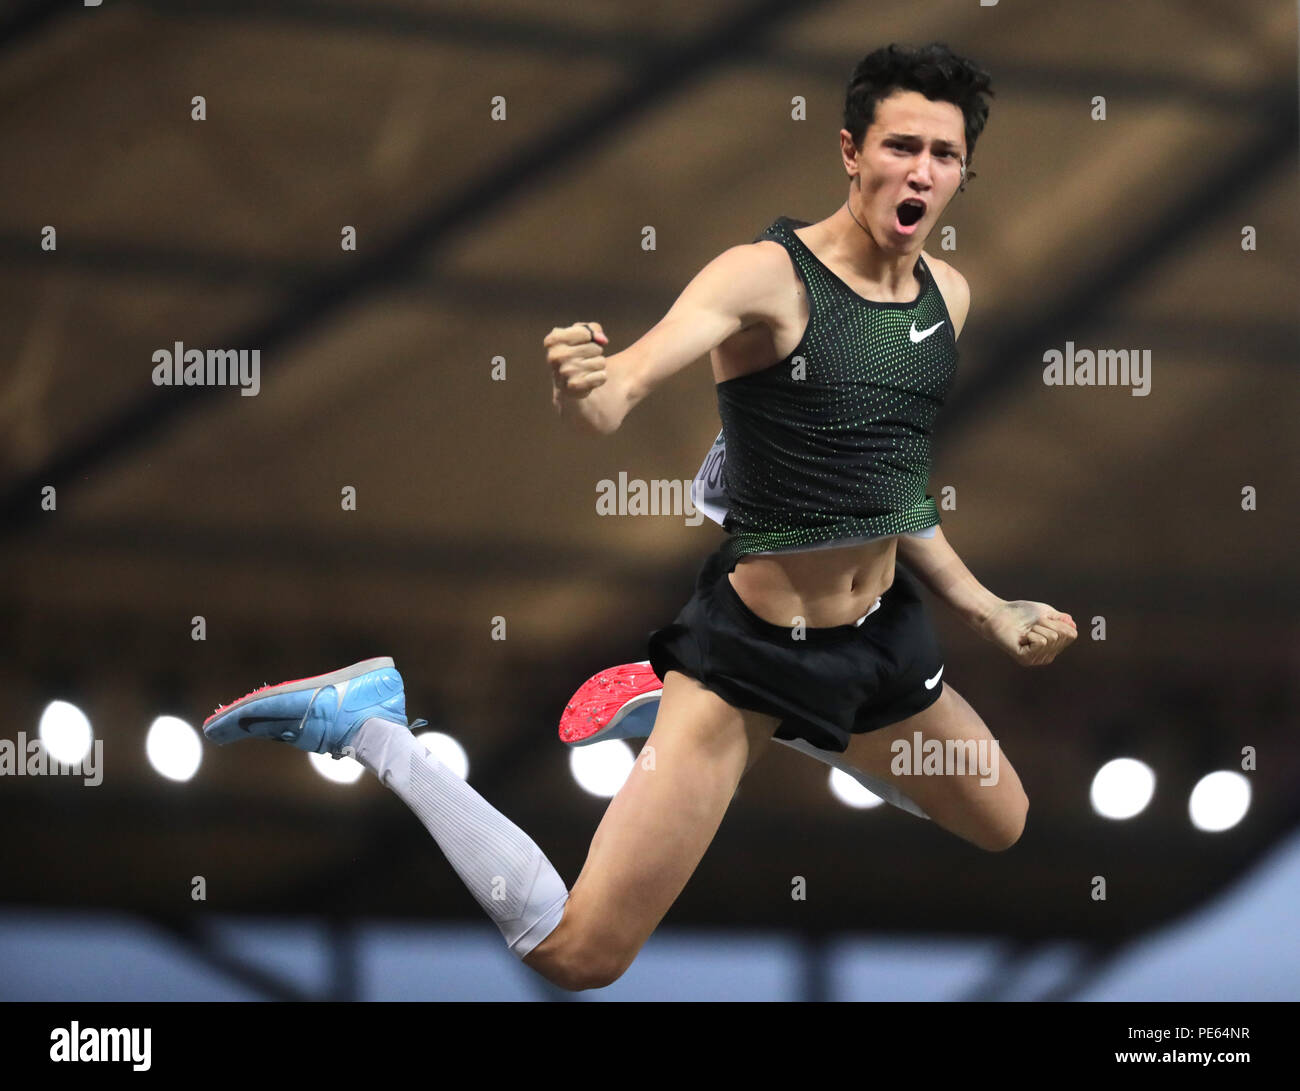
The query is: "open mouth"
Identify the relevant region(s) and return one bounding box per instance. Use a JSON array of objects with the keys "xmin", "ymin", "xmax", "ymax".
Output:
[{"xmin": 897, "ymin": 199, "xmax": 926, "ymax": 228}]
